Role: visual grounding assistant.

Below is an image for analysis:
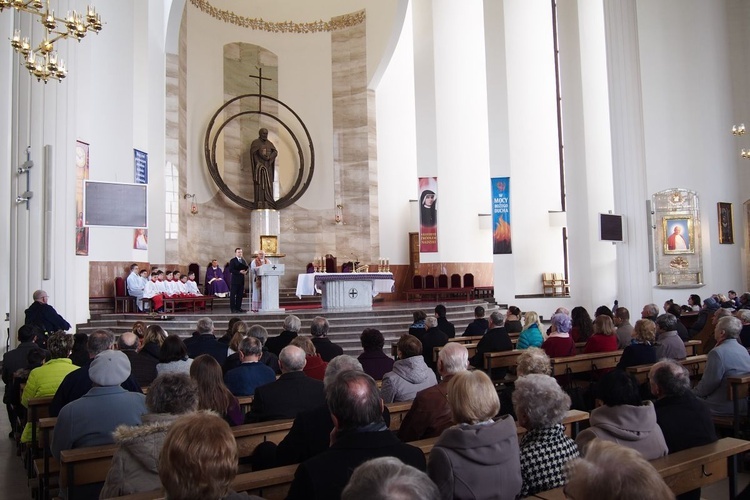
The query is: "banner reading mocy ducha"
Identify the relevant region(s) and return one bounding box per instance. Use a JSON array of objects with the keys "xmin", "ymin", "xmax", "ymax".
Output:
[
  {"xmin": 419, "ymin": 177, "xmax": 438, "ymax": 253},
  {"xmin": 492, "ymin": 177, "xmax": 512, "ymax": 254}
]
